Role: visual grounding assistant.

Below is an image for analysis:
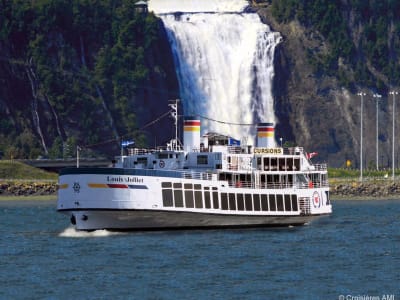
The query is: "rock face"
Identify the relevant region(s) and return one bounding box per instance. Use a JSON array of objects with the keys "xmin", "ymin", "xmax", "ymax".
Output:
[
  {"xmin": 255, "ymin": 3, "xmax": 400, "ymax": 169},
  {"xmin": 0, "ymin": 181, "xmax": 57, "ymax": 196},
  {"xmin": 331, "ymin": 181, "xmax": 400, "ymax": 198},
  {"xmin": 0, "ymin": 3, "xmax": 179, "ymax": 159}
]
